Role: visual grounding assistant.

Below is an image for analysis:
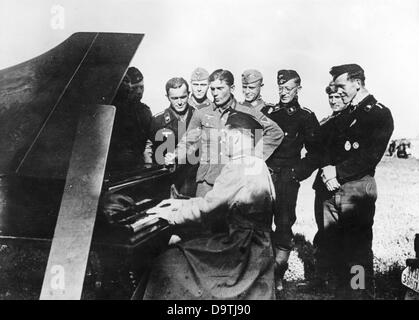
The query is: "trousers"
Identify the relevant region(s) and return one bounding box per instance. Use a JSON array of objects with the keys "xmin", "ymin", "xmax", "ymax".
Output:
[
  {"xmin": 270, "ymin": 169, "xmax": 300, "ymax": 278},
  {"xmin": 313, "ymin": 175, "xmax": 377, "ymax": 298}
]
